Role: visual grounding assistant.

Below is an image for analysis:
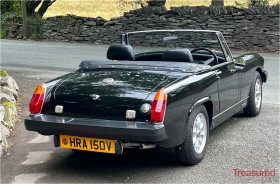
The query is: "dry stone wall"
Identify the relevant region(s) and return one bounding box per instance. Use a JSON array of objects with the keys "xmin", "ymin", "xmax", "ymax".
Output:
[
  {"xmin": 5, "ymin": 5, "xmax": 280, "ymax": 51},
  {"xmin": 0, "ymin": 70, "xmax": 19, "ymax": 157}
]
